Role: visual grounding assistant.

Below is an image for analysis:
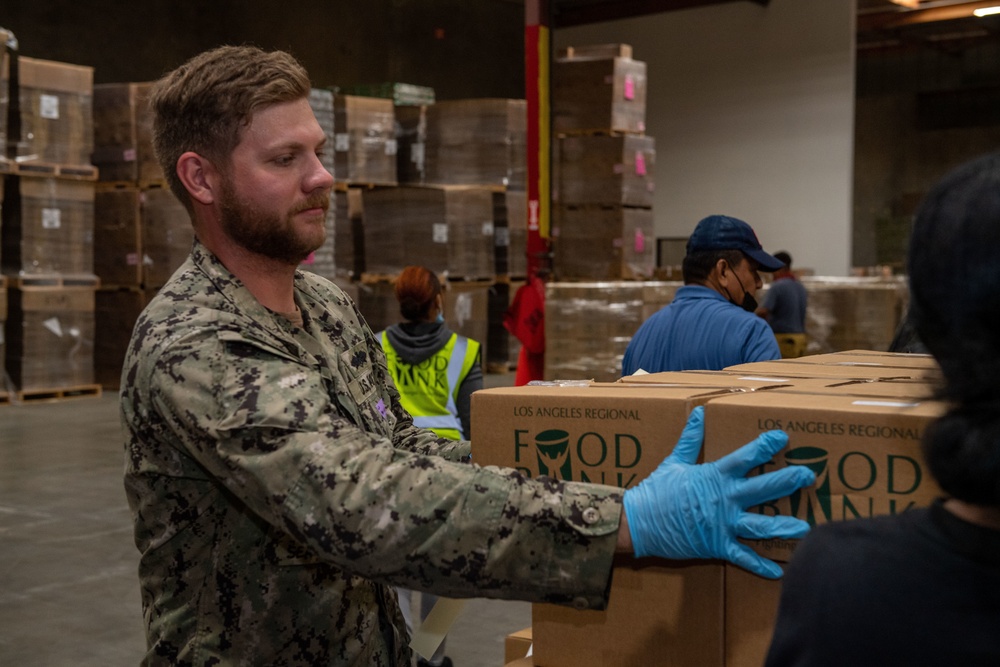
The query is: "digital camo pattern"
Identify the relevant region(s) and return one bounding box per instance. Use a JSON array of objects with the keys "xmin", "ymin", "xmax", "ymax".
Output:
[{"xmin": 120, "ymin": 240, "xmax": 623, "ymax": 666}]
